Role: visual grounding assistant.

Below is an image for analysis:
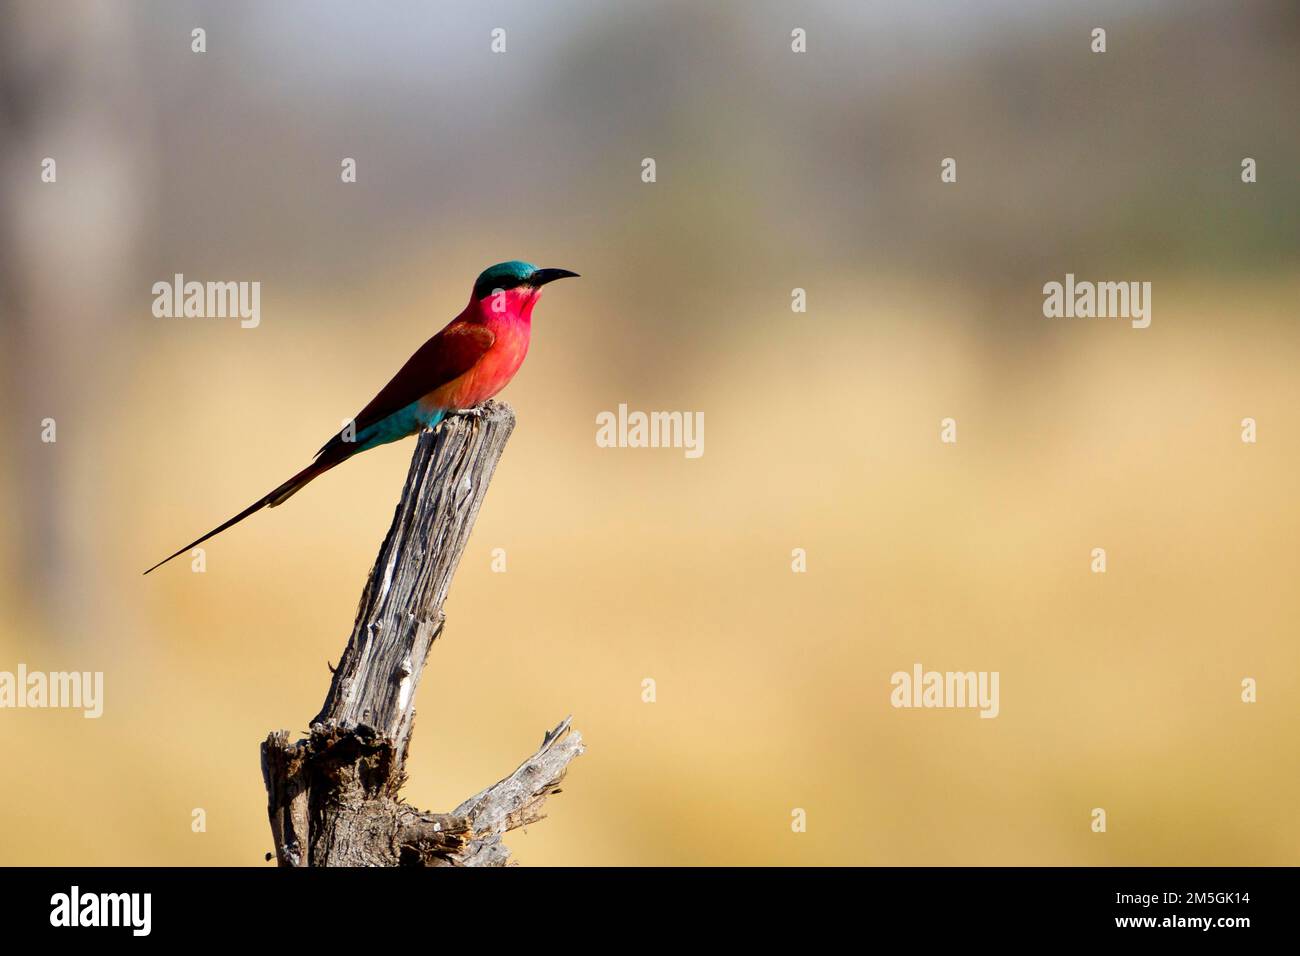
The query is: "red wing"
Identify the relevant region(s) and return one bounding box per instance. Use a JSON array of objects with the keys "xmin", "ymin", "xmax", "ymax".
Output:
[{"xmin": 316, "ymin": 321, "xmax": 494, "ymax": 459}]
